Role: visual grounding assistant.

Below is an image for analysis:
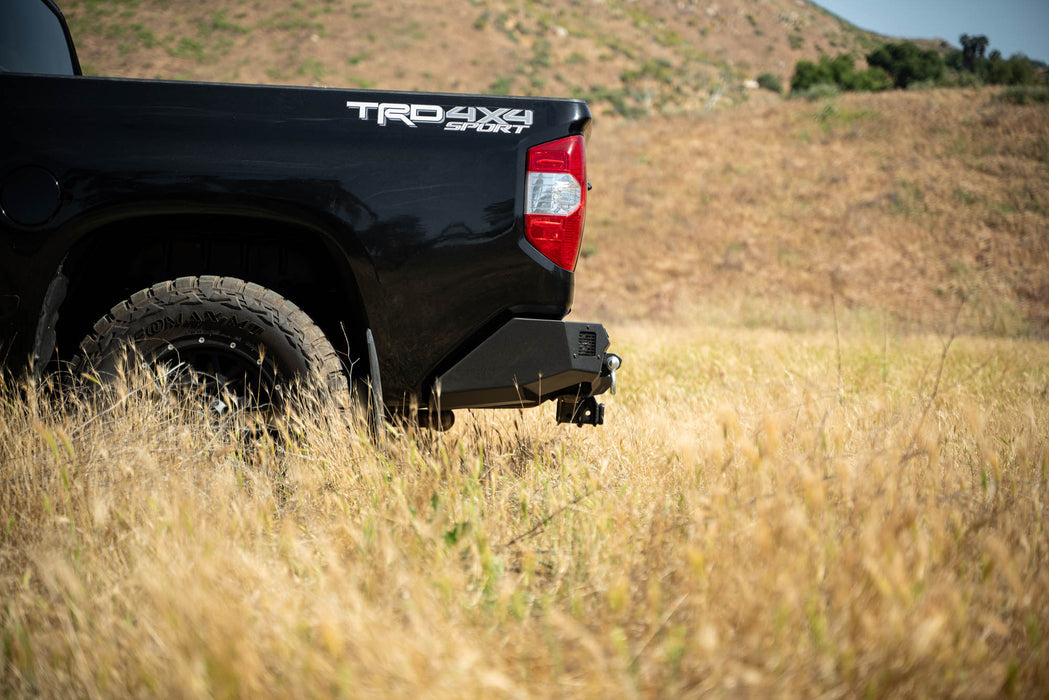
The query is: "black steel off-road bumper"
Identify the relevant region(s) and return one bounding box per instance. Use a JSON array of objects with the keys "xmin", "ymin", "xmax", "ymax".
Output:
[{"xmin": 435, "ymin": 319, "xmax": 618, "ymax": 424}]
